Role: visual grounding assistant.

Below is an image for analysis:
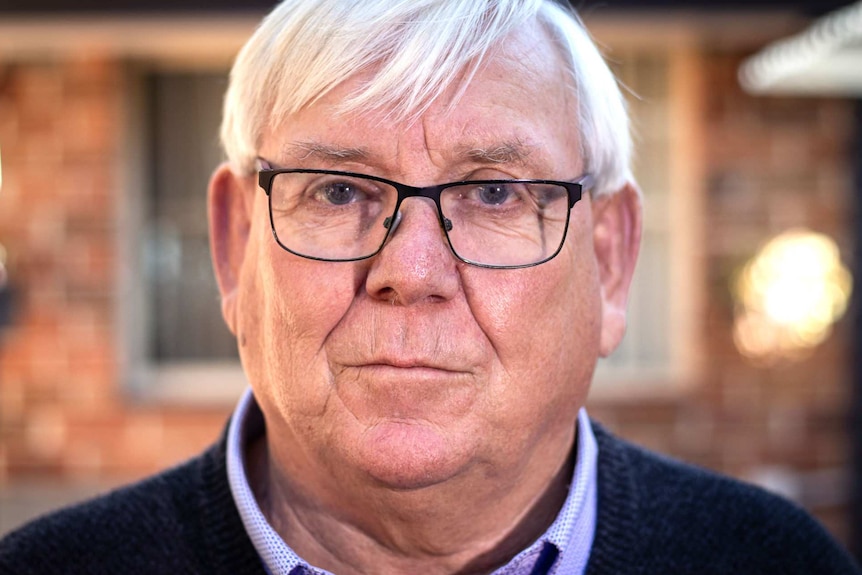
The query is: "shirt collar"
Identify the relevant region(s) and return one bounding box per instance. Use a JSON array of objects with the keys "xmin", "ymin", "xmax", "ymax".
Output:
[{"xmin": 226, "ymin": 388, "xmax": 597, "ymax": 575}]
